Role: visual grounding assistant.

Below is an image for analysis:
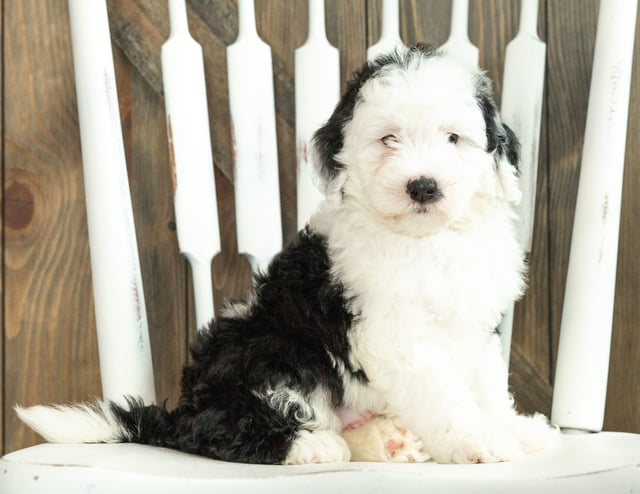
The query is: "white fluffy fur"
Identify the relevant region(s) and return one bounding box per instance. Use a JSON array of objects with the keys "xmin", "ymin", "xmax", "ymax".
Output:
[
  {"xmin": 307, "ymin": 55, "xmax": 558, "ymax": 463},
  {"xmin": 15, "ymin": 402, "xmax": 128, "ymax": 444},
  {"xmin": 285, "ymin": 430, "xmax": 351, "ymax": 464}
]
